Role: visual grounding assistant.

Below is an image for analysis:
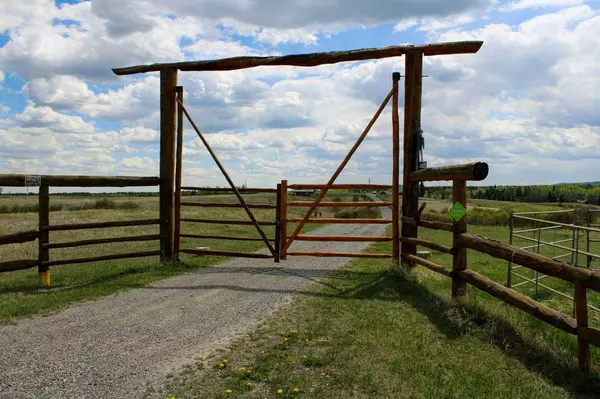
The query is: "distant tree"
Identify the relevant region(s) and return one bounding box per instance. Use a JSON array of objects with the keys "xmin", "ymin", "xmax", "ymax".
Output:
[{"xmin": 419, "ymin": 182, "xmax": 425, "ymax": 197}]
